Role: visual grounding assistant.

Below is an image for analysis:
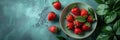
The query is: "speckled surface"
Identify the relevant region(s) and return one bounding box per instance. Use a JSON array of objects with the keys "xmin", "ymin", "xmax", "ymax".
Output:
[{"xmin": 0, "ymin": 0, "xmax": 98, "ymax": 40}]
